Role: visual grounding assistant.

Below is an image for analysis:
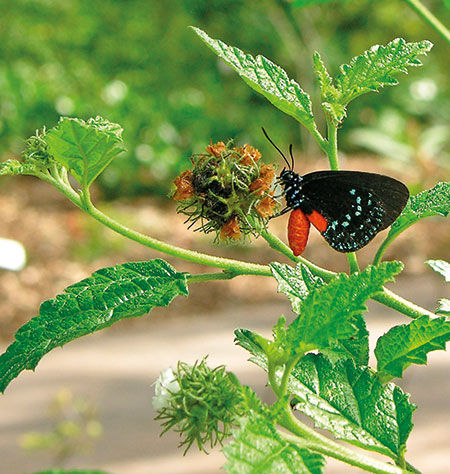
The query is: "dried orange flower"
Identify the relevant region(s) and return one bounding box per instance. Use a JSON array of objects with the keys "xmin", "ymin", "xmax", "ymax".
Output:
[
  {"xmin": 220, "ymin": 216, "xmax": 241, "ymax": 241},
  {"xmin": 256, "ymin": 192, "xmax": 277, "ymax": 218},
  {"xmin": 173, "ymin": 170, "xmax": 194, "ymax": 201},
  {"xmin": 206, "ymin": 141, "xmax": 227, "ymax": 158},
  {"xmin": 236, "ymin": 144, "xmax": 262, "ymax": 166},
  {"xmin": 249, "ymin": 164, "xmax": 275, "ymax": 195}
]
